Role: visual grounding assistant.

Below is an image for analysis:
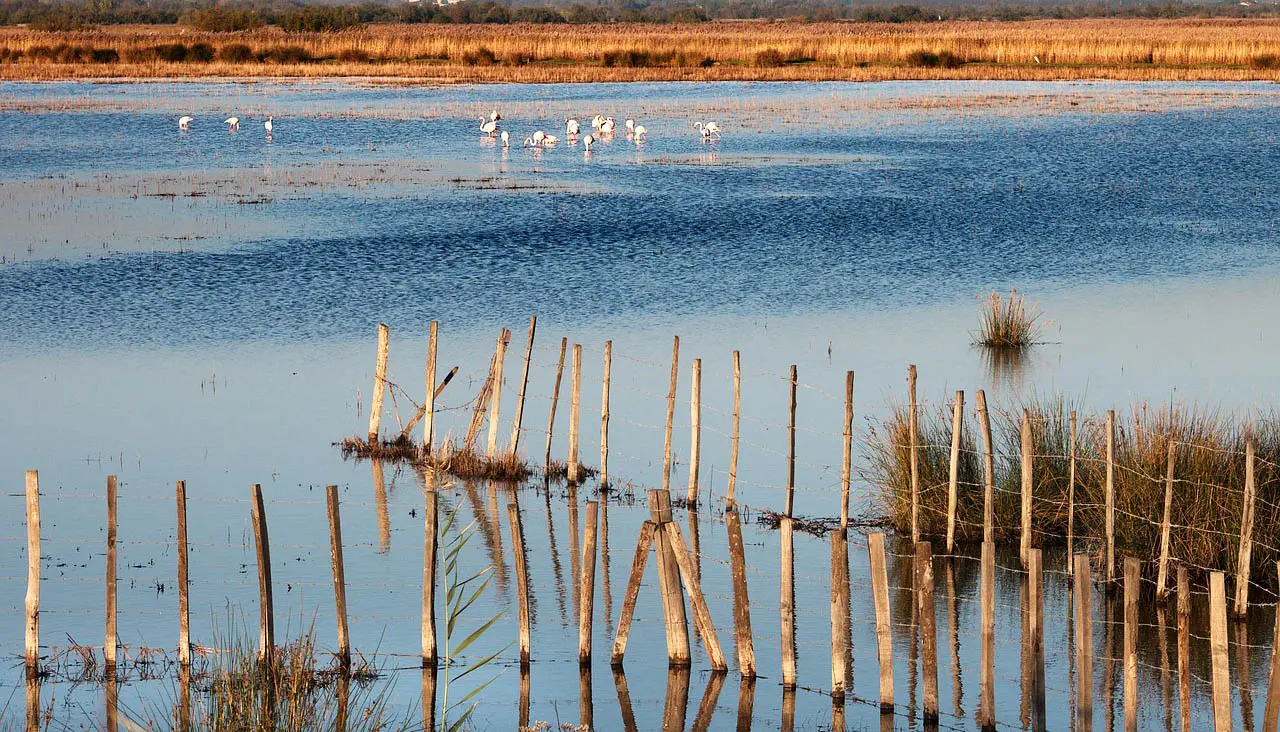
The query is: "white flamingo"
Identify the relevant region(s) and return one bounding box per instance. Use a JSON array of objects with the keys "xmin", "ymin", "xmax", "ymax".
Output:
[
  {"xmin": 501, "ymin": 130, "xmax": 510, "ymax": 148},
  {"xmin": 706, "ymin": 121, "xmax": 721, "ymax": 136},
  {"xmin": 600, "ymin": 118, "xmax": 616, "ymax": 134},
  {"xmin": 583, "ymin": 134, "xmax": 594, "ymax": 151},
  {"xmin": 523, "ymin": 137, "xmax": 538, "ymax": 148},
  {"xmin": 542, "ymin": 134, "xmax": 559, "ymax": 146},
  {"xmin": 532, "ymin": 130, "xmax": 546, "ymax": 145},
  {"xmin": 694, "ymin": 121, "xmax": 720, "ymax": 140},
  {"xmin": 264, "ymin": 116, "xmax": 274, "ymax": 135},
  {"xmin": 591, "ymin": 115, "xmax": 605, "ymax": 129},
  {"xmin": 178, "ymin": 116, "xmax": 193, "ymax": 130},
  {"xmin": 566, "ymin": 119, "xmax": 580, "ymax": 136},
  {"xmin": 625, "ymin": 118, "xmax": 635, "ymax": 135},
  {"xmin": 633, "ymin": 125, "xmax": 646, "ymax": 142},
  {"xmin": 489, "ymin": 109, "xmax": 502, "ymax": 123},
  {"xmin": 479, "ymin": 118, "xmax": 498, "ymax": 136},
  {"xmin": 224, "ymin": 117, "xmax": 239, "ymax": 131}
]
